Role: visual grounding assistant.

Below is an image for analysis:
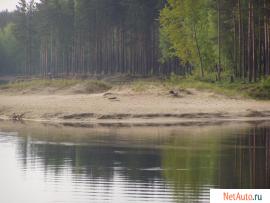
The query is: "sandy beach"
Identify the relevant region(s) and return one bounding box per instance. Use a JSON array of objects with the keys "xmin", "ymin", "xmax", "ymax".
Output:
[{"xmin": 1, "ymin": 85, "xmax": 270, "ymax": 125}]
